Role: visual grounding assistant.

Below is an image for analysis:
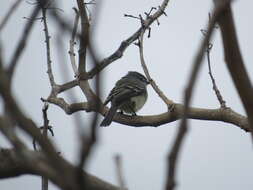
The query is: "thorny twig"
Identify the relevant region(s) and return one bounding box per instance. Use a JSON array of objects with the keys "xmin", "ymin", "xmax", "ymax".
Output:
[
  {"xmin": 69, "ymin": 8, "xmax": 79, "ymax": 77},
  {"xmin": 42, "ymin": 6, "xmax": 56, "ymax": 88},
  {"xmin": 201, "ymin": 13, "xmax": 226, "ymax": 108},
  {"xmin": 206, "ymin": 44, "xmax": 227, "ymax": 108},
  {"xmin": 41, "ymin": 103, "xmax": 49, "ymax": 190}
]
